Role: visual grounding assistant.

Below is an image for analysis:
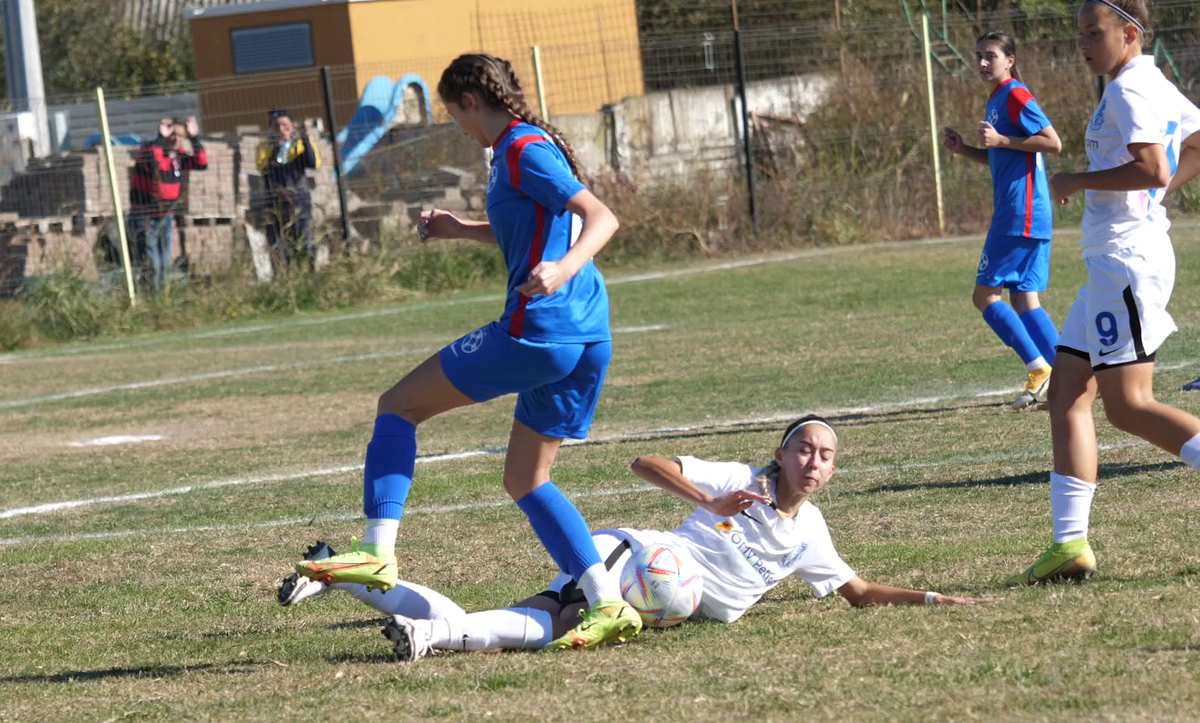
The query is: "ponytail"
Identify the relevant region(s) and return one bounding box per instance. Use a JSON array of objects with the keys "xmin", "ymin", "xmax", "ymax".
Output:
[{"xmin": 437, "ymin": 54, "xmax": 583, "ymax": 179}]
